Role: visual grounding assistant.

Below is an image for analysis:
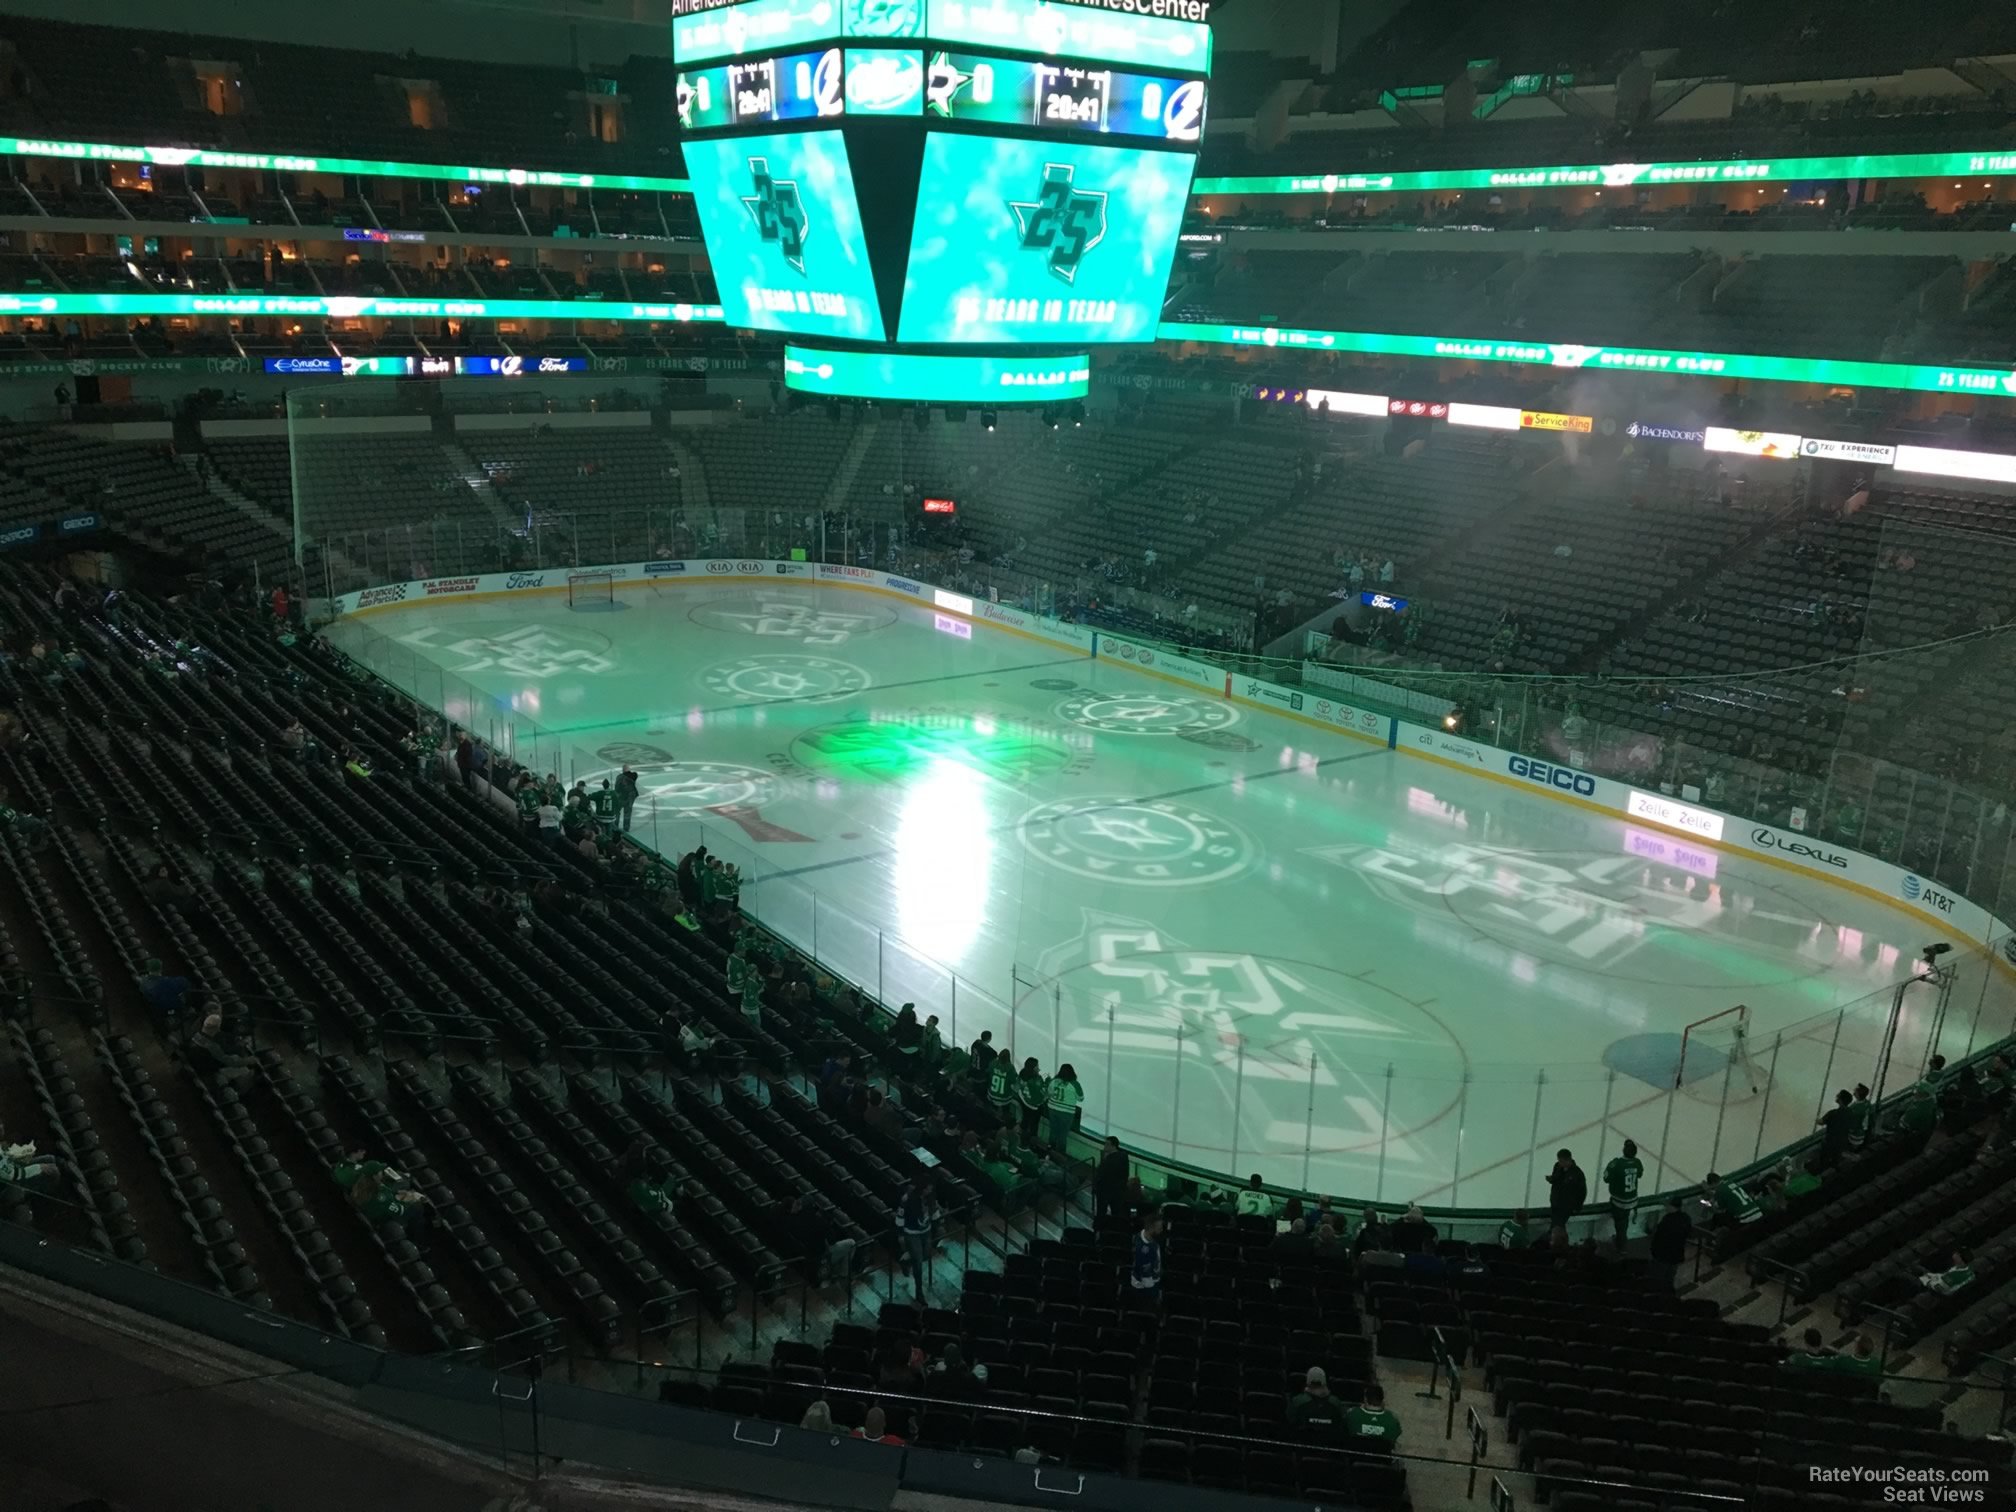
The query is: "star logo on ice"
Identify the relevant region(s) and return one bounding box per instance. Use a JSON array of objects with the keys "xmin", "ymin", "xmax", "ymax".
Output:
[
  {"xmin": 1009, "ymin": 163, "xmax": 1108, "ymax": 286},
  {"xmin": 741, "ymin": 156, "xmax": 809, "ymax": 275}
]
